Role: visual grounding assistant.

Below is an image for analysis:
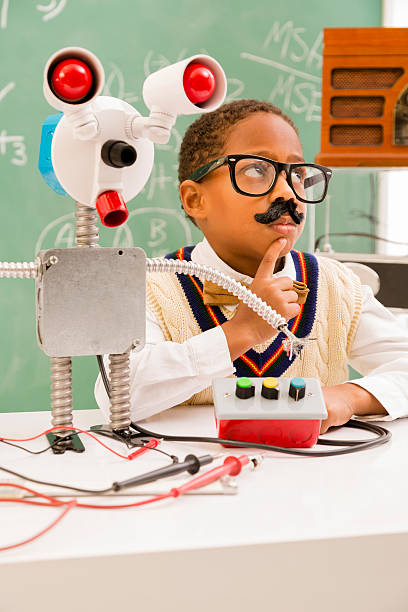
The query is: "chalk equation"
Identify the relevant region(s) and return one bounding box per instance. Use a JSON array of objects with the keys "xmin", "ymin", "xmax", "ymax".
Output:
[
  {"xmin": 36, "ymin": 0, "xmax": 67, "ymax": 22},
  {"xmin": 0, "ymin": 82, "xmax": 27, "ymax": 166},
  {"xmin": 102, "ymin": 63, "xmax": 139, "ymax": 105},
  {"xmin": 241, "ymin": 20, "xmax": 322, "ymax": 122},
  {"xmin": 1, "ymin": 0, "xmax": 66, "ymax": 28},
  {"xmin": 0, "ymin": 0, "xmax": 8, "ymax": 28},
  {"xmin": 0, "ymin": 130, "xmax": 27, "ymax": 166},
  {"xmin": 35, "ymin": 207, "xmax": 193, "ymax": 257}
]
